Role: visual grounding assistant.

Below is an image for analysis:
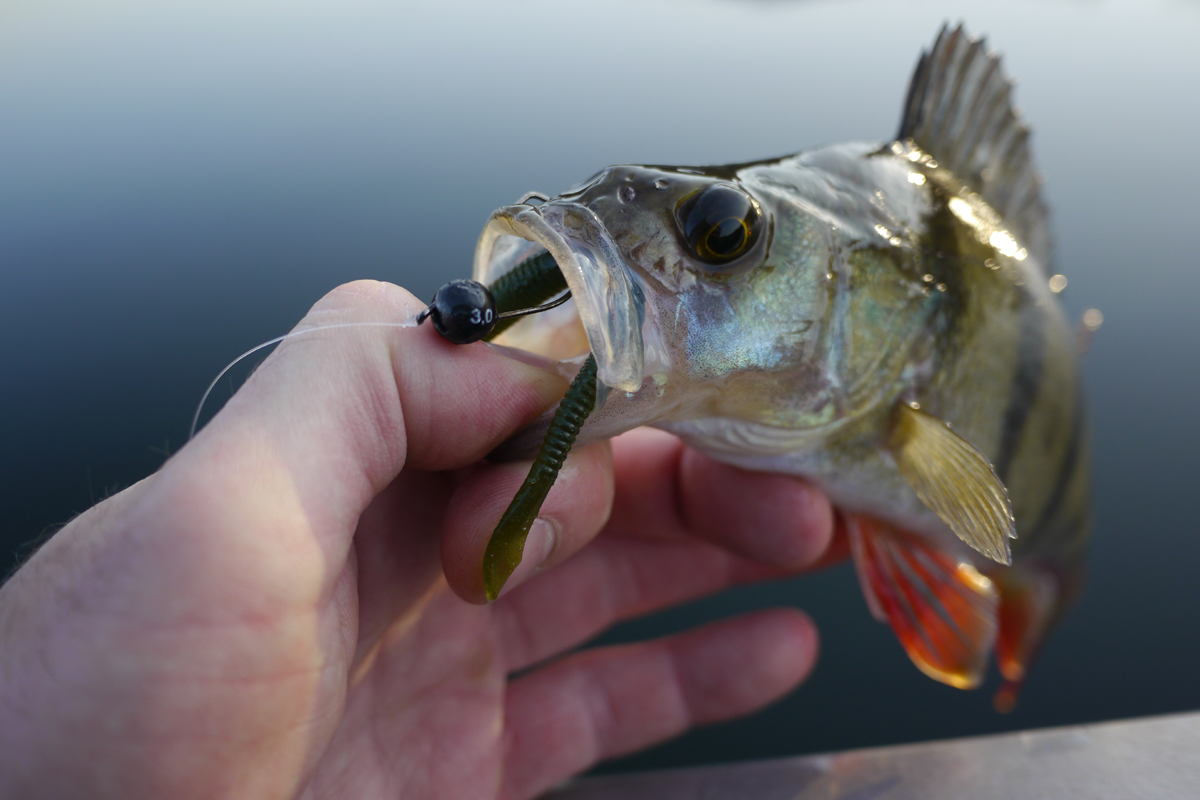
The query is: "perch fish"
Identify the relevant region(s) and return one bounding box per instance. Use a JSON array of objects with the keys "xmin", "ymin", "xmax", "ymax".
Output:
[{"xmin": 472, "ymin": 25, "xmax": 1090, "ymax": 707}]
